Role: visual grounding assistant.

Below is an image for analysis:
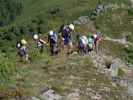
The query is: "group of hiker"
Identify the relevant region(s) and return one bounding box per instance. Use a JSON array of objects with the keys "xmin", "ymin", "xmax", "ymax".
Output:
[
  {"xmin": 16, "ymin": 23, "xmax": 102, "ymax": 62},
  {"xmin": 77, "ymin": 31, "xmax": 102, "ymax": 54}
]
